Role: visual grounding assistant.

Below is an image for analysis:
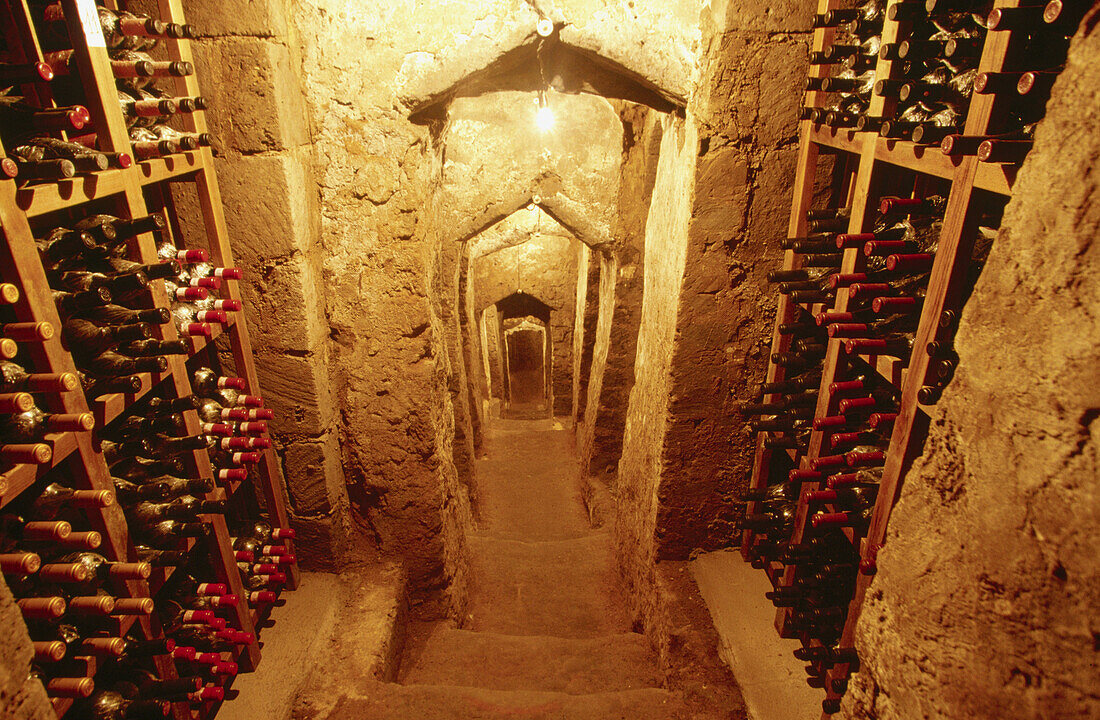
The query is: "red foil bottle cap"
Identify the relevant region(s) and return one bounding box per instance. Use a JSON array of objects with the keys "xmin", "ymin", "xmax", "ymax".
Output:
[
  {"xmin": 271, "ymin": 528, "xmax": 296, "ymax": 540},
  {"xmin": 220, "ymin": 377, "xmax": 247, "ymax": 390},
  {"xmin": 813, "ymin": 415, "xmax": 847, "ymax": 429},
  {"xmin": 176, "ymin": 286, "xmax": 208, "ymax": 301},
  {"xmin": 172, "ymin": 646, "xmax": 197, "ymax": 660},
  {"xmin": 195, "ymin": 310, "xmax": 227, "ymax": 323},
  {"xmin": 826, "ymin": 472, "xmax": 861, "ymax": 488},
  {"xmin": 177, "ymin": 249, "xmax": 209, "ymax": 262},
  {"xmin": 846, "ymin": 450, "xmax": 886, "ymax": 466},
  {"xmin": 811, "ymin": 512, "xmax": 850, "ymax": 528},
  {"xmin": 213, "ymin": 662, "xmax": 238, "ymax": 675},
  {"xmin": 202, "ymin": 423, "xmax": 233, "ymax": 436},
  {"xmin": 195, "ymin": 652, "xmax": 220, "ymax": 665},
  {"xmin": 191, "ymin": 277, "xmax": 222, "ymax": 289},
  {"xmin": 213, "ymin": 299, "xmax": 243, "ymax": 311},
  {"xmin": 812, "ymin": 454, "xmax": 847, "ymax": 470},
  {"xmin": 184, "ymin": 322, "xmax": 213, "ymax": 337},
  {"xmin": 196, "ymin": 583, "xmax": 228, "ymax": 596},
  {"xmin": 218, "ymin": 468, "xmax": 248, "ymax": 481},
  {"xmin": 234, "ymin": 550, "xmax": 255, "ymax": 562},
  {"xmin": 829, "ymin": 379, "xmax": 865, "ymax": 395},
  {"xmin": 182, "ymin": 610, "xmax": 215, "ymax": 624},
  {"xmin": 236, "ymin": 394, "xmax": 264, "ymax": 408},
  {"xmin": 194, "ymin": 687, "xmax": 225, "ymax": 702},
  {"xmin": 239, "ymin": 421, "xmax": 267, "ymax": 434},
  {"xmin": 248, "ymin": 409, "xmax": 275, "ymax": 421},
  {"xmin": 247, "ymin": 437, "xmax": 272, "ymax": 450},
  {"xmin": 839, "ymin": 397, "xmax": 877, "ymax": 413},
  {"xmin": 214, "ymin": 268, "xmax": 243, "ymax": 280},
  {"xmin": 213, "ymin": 594, "xmax": 239, "ymax": 607}
]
